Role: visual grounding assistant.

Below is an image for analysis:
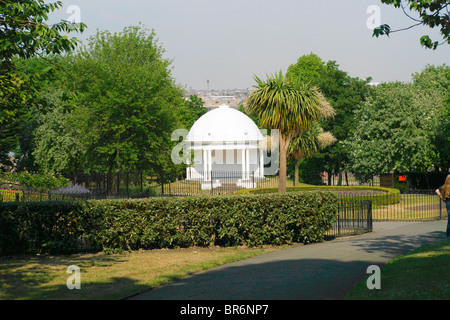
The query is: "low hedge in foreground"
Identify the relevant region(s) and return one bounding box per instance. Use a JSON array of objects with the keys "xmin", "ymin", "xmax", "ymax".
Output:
[
  {"xmin": 238, "ymin": 186, "xmax": 401, "ymax": 206},
  {"xmin": 0, "ymin": 191, "xmax": 339, "ymax": 255}
]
